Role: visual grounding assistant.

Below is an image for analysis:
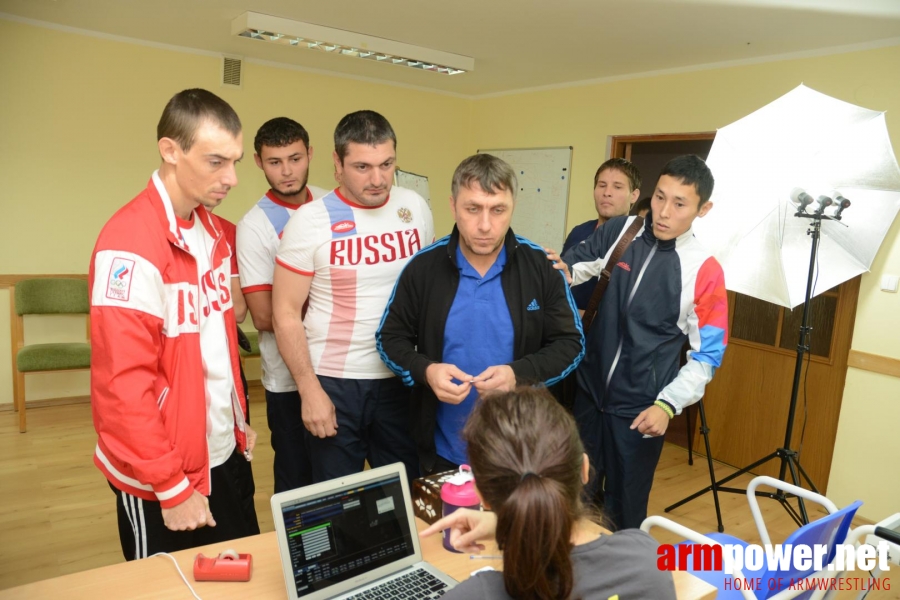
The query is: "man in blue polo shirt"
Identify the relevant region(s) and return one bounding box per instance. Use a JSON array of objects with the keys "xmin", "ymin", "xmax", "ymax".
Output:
[
  {"xmin": 433, "ymin": 231, "xmax": 513, "ymax": 467},
  {"xmin": 377, "ymin": 154, "xmax": 584, "ymax": 474}
]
